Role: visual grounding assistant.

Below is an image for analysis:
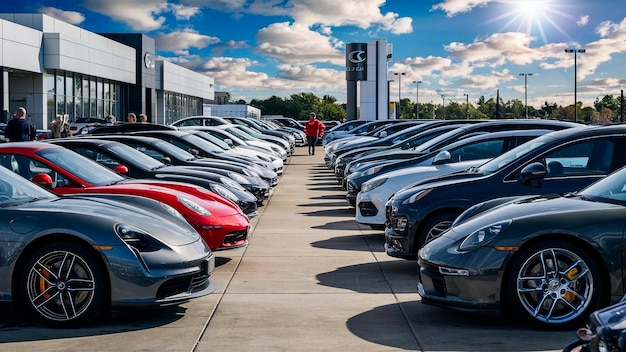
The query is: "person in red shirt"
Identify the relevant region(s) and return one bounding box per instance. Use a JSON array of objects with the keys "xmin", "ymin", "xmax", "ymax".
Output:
[{"xmin": 304, "ymin": 112, "xmax": 325, "ymax": 155}]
